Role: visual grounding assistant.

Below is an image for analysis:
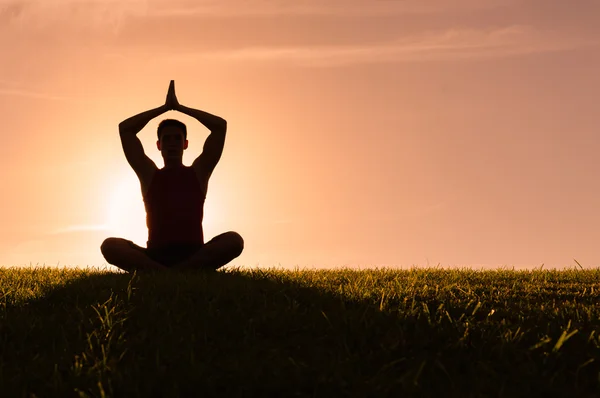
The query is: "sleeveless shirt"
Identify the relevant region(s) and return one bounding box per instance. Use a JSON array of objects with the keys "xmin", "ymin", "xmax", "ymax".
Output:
[{"xmin": 143, "ymin": 165, "xmax": 206, "ymax": 249}]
